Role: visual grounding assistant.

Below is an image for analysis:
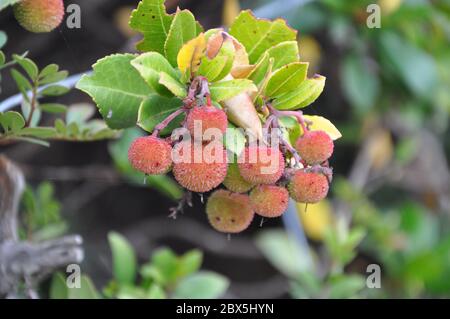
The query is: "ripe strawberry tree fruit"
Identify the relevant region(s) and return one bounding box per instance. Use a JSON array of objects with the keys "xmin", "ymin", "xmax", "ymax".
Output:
[
  {"xmin": 76, "ymin": 0, "xmax": 342, "ymax": 234},
  {"xmin": 13, "ymin": 0, "xmax": 65, "ymax": 33}
]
